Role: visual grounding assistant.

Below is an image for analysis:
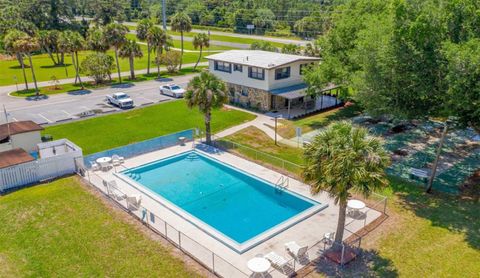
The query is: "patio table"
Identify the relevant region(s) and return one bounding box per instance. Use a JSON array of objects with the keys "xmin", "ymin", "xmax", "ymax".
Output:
[
  {"xmin": 96, "ymin": 157, "xmax": 112, "ymax": 171},
  {"xmin": 247, "ymin": 257, "xmax": 271, "ymax": 277},
  {"xmin": 347, "ymin": 199, "xmax": 366, "ymax": 217}
]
